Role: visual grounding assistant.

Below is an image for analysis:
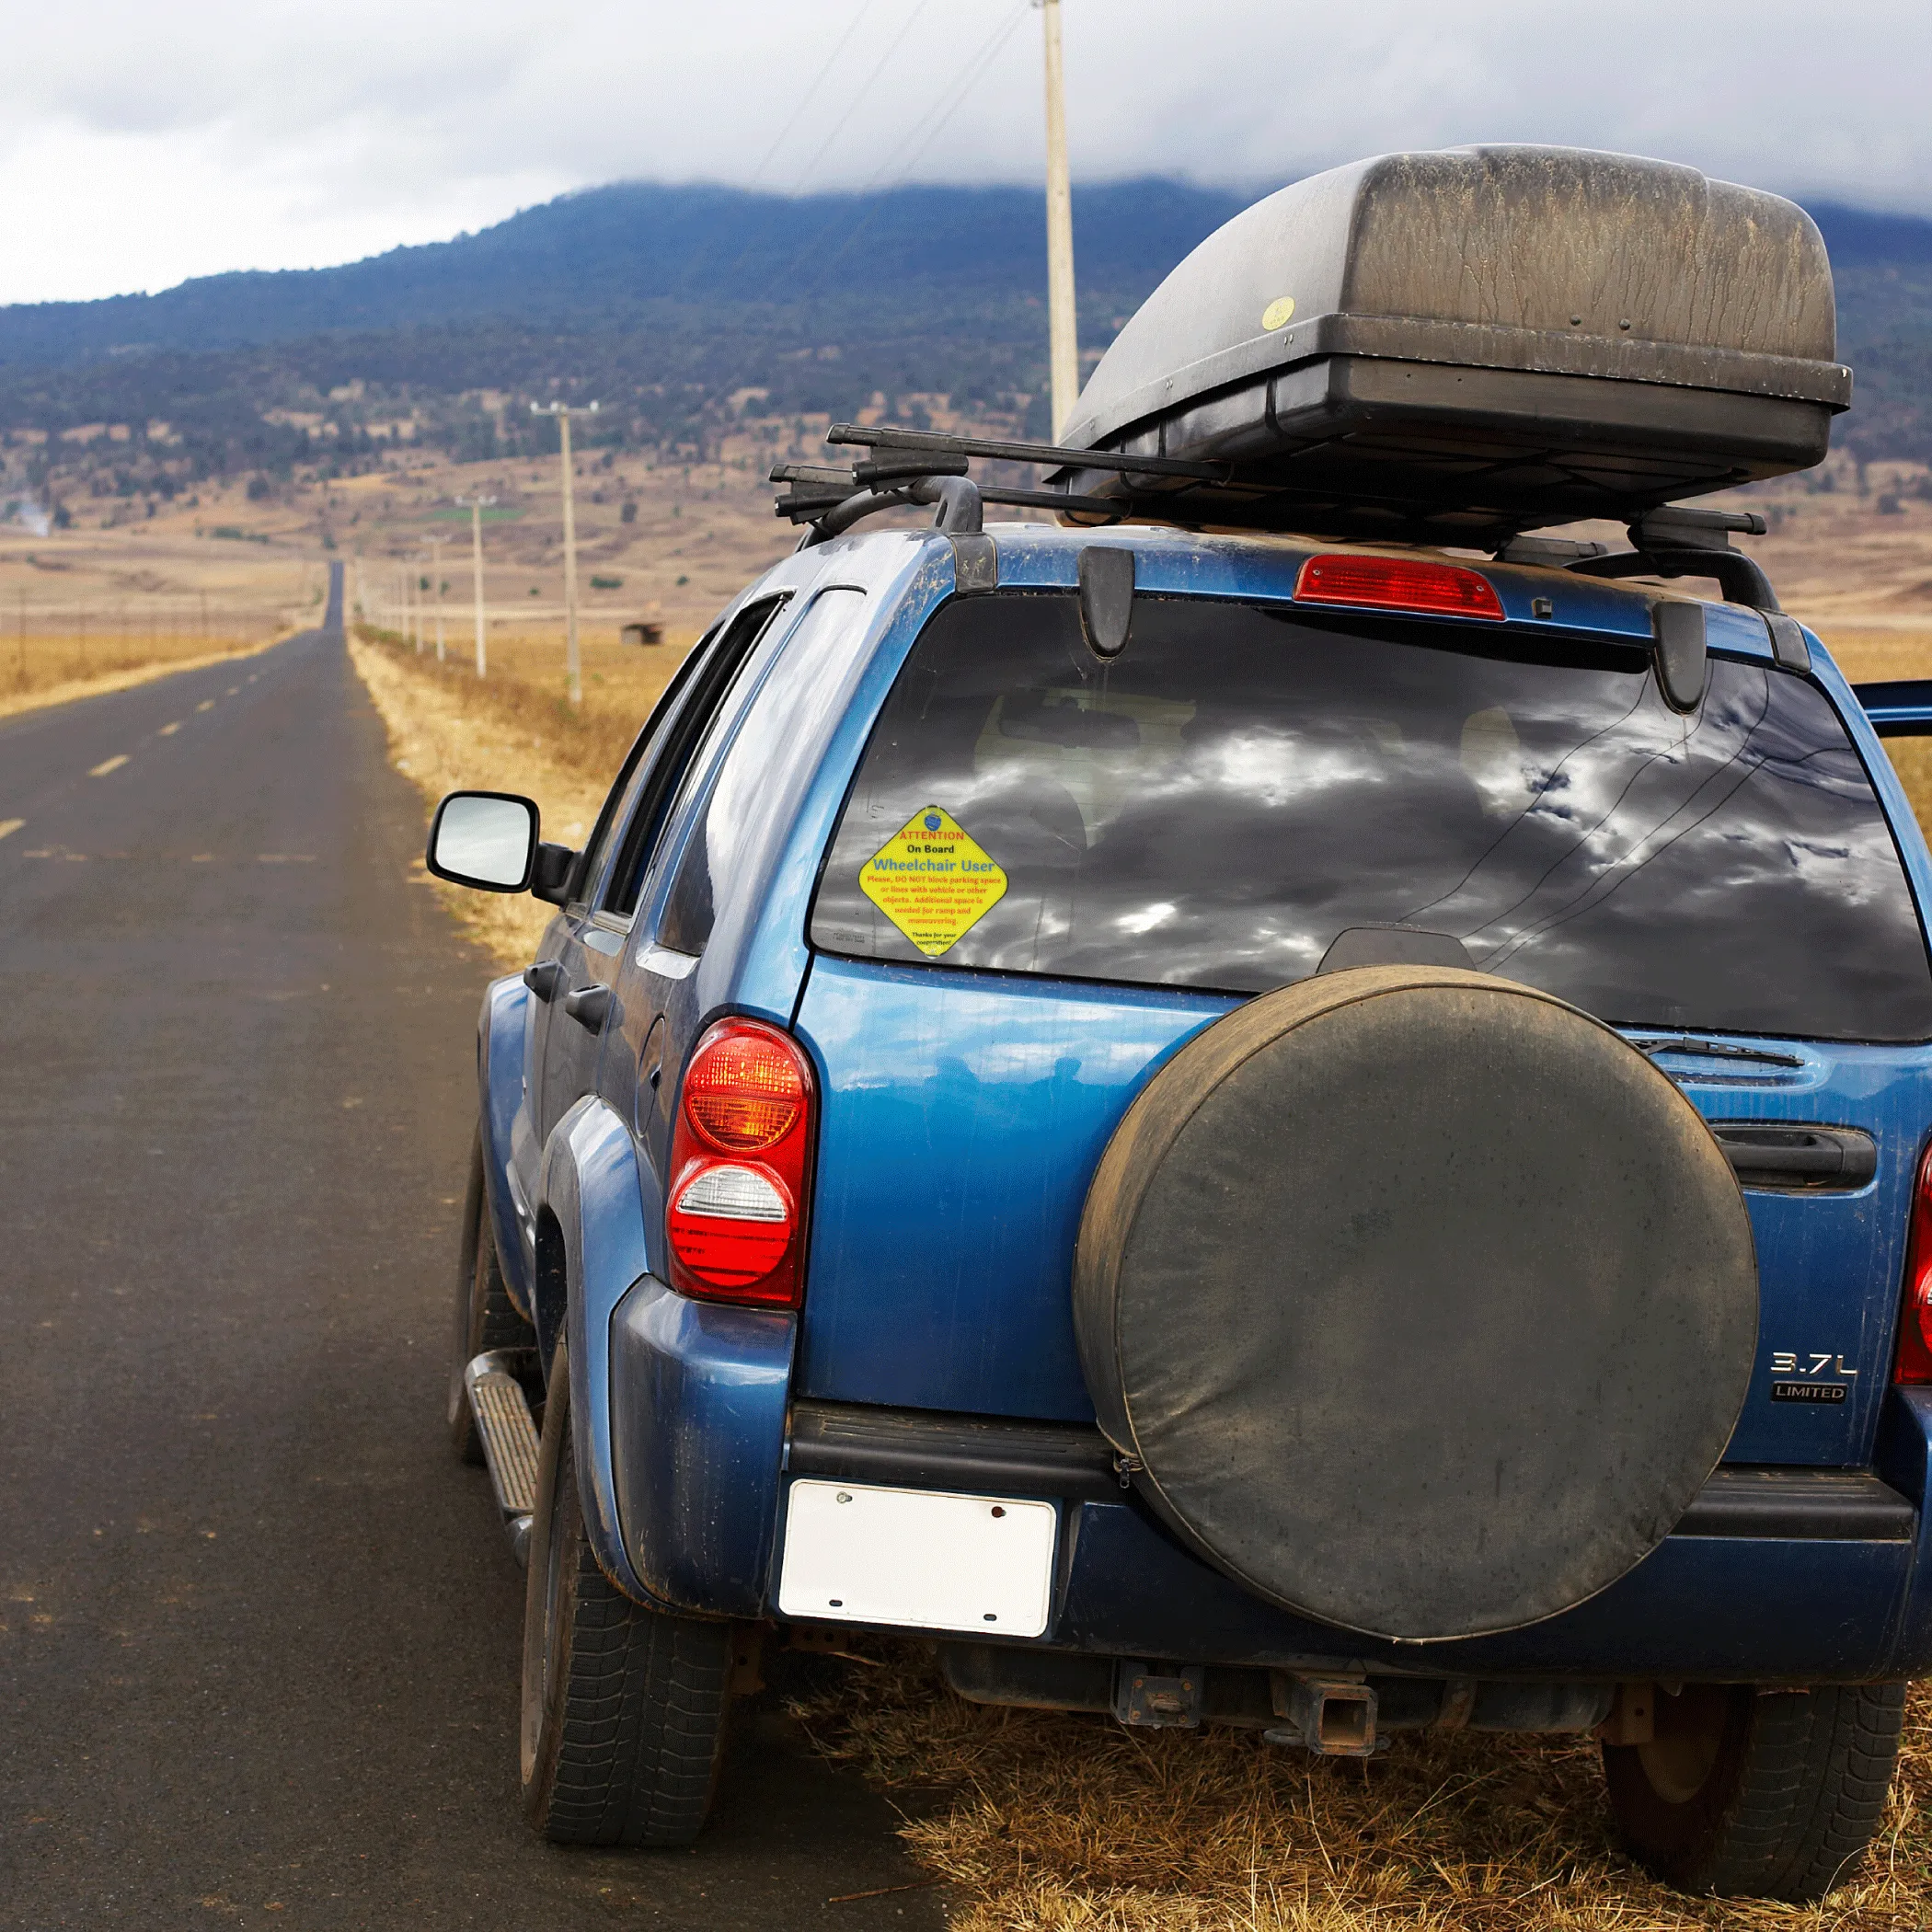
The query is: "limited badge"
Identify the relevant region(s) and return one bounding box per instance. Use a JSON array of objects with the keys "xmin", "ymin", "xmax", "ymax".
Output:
[
  {"xmin": 1771, "ymin": 1381, "xmax": 1848, "ymax": 1404},
  {"xmin": 1261, "ymin": 295, "xmax": 1296, "ymax": 330},
  {"xmin": 859, "ymin": 806, "xmax": 1007, "ymax": 957}
]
